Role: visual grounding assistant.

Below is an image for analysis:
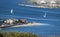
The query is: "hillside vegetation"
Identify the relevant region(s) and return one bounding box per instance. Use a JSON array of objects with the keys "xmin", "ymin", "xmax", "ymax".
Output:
[
  {"xmin": 0, "ymin": 32, "xmax": 60, "ymax": 37},
  {"xmin": 0, "ymin": 32, "xmax": 39, "ymax": 37}
]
